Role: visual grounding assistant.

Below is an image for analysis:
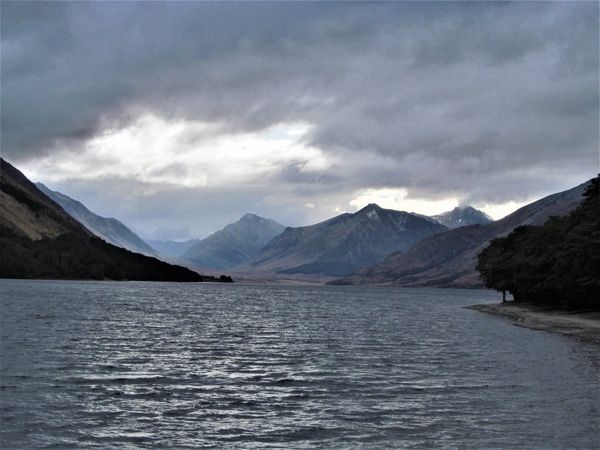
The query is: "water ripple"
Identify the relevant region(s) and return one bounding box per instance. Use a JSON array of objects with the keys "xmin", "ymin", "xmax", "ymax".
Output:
[{"xmin": 1, "ymin": 280, "xmax": 599, "ymax": 448}]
